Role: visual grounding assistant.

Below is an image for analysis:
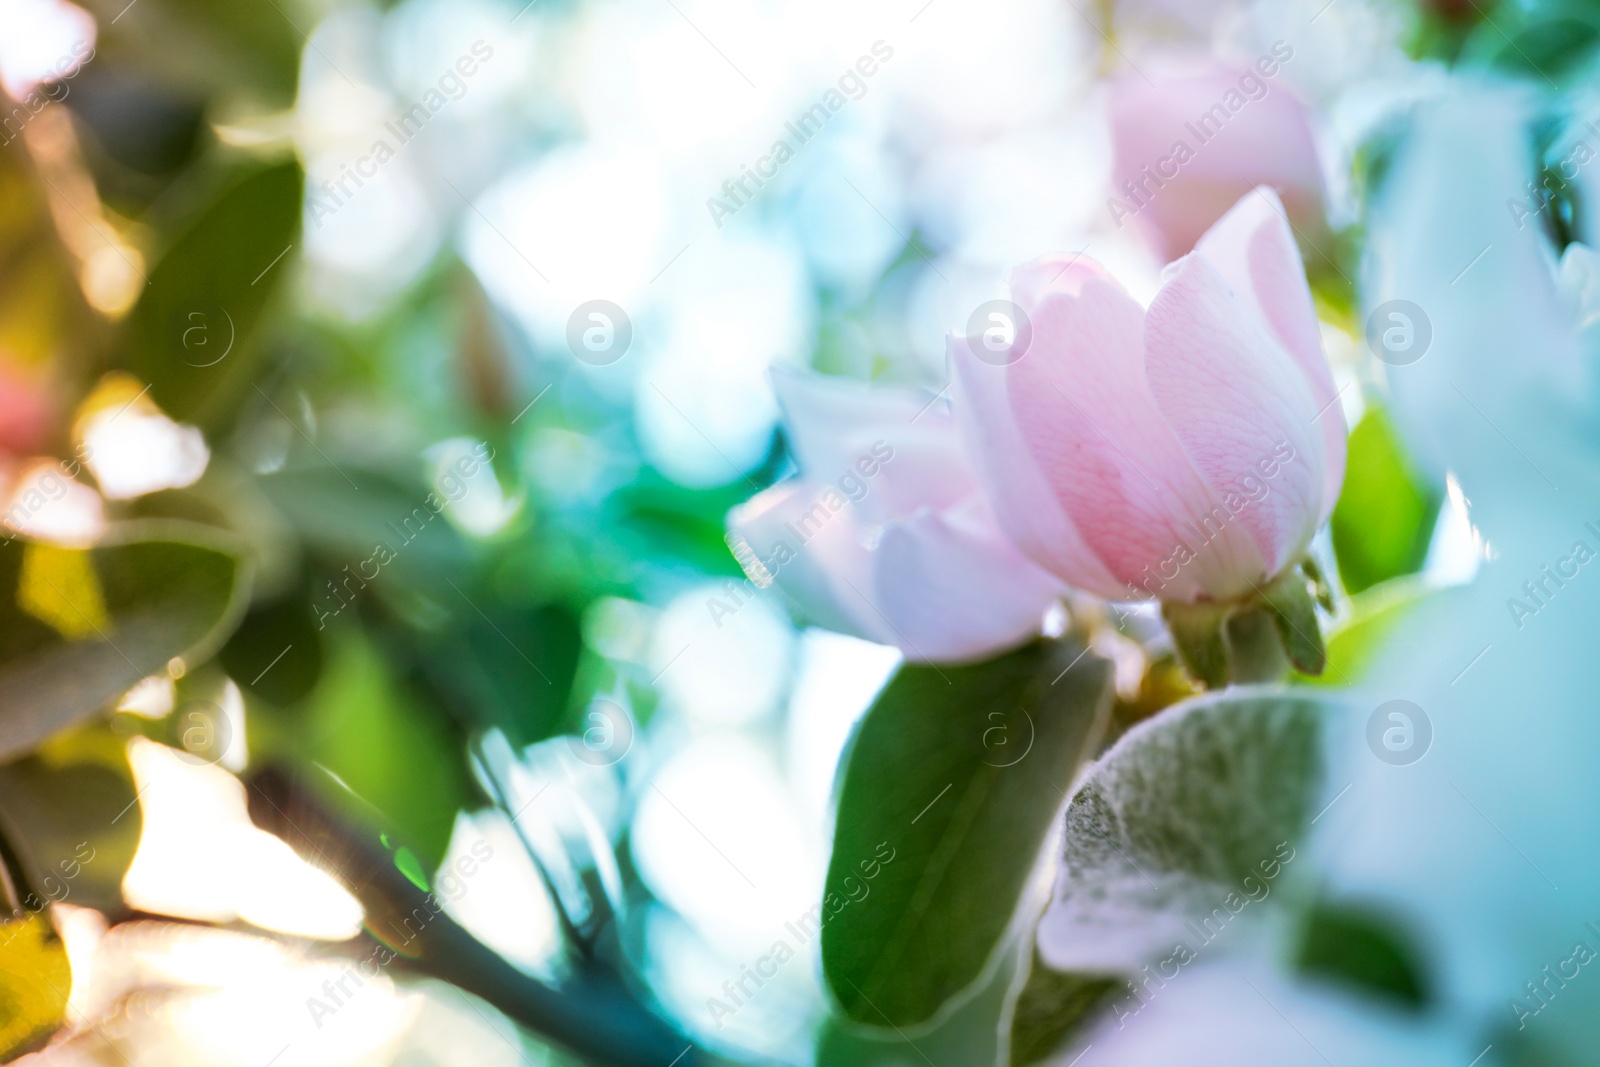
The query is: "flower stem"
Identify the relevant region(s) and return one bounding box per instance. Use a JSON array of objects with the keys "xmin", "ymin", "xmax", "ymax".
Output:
[{"xmin": 245, "ymin": 764, "xmax": 745, "ymax": 1067}]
